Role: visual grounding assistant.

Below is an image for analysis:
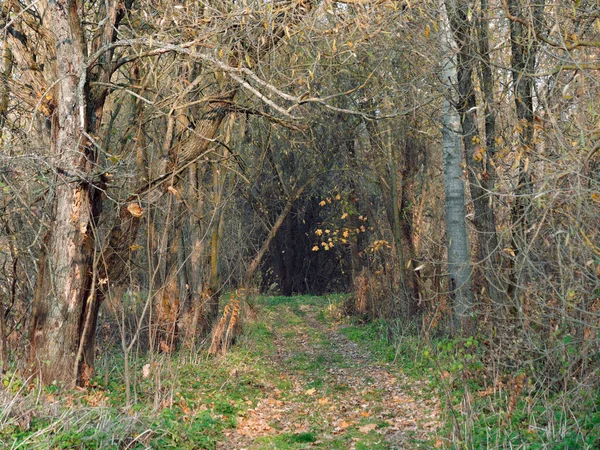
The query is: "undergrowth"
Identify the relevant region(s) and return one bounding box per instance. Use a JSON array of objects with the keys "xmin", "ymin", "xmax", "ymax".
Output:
[
  {"xmin": 4, "ymin": 294, "xmax": 594, "ymax": 449},
  {"xmin": 338, "ymin": 313, "xmax": 600, "ymax": 449},
  {"xmin": 0, "ymin": 313, "xmax": 281, "ymax": 449}
]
